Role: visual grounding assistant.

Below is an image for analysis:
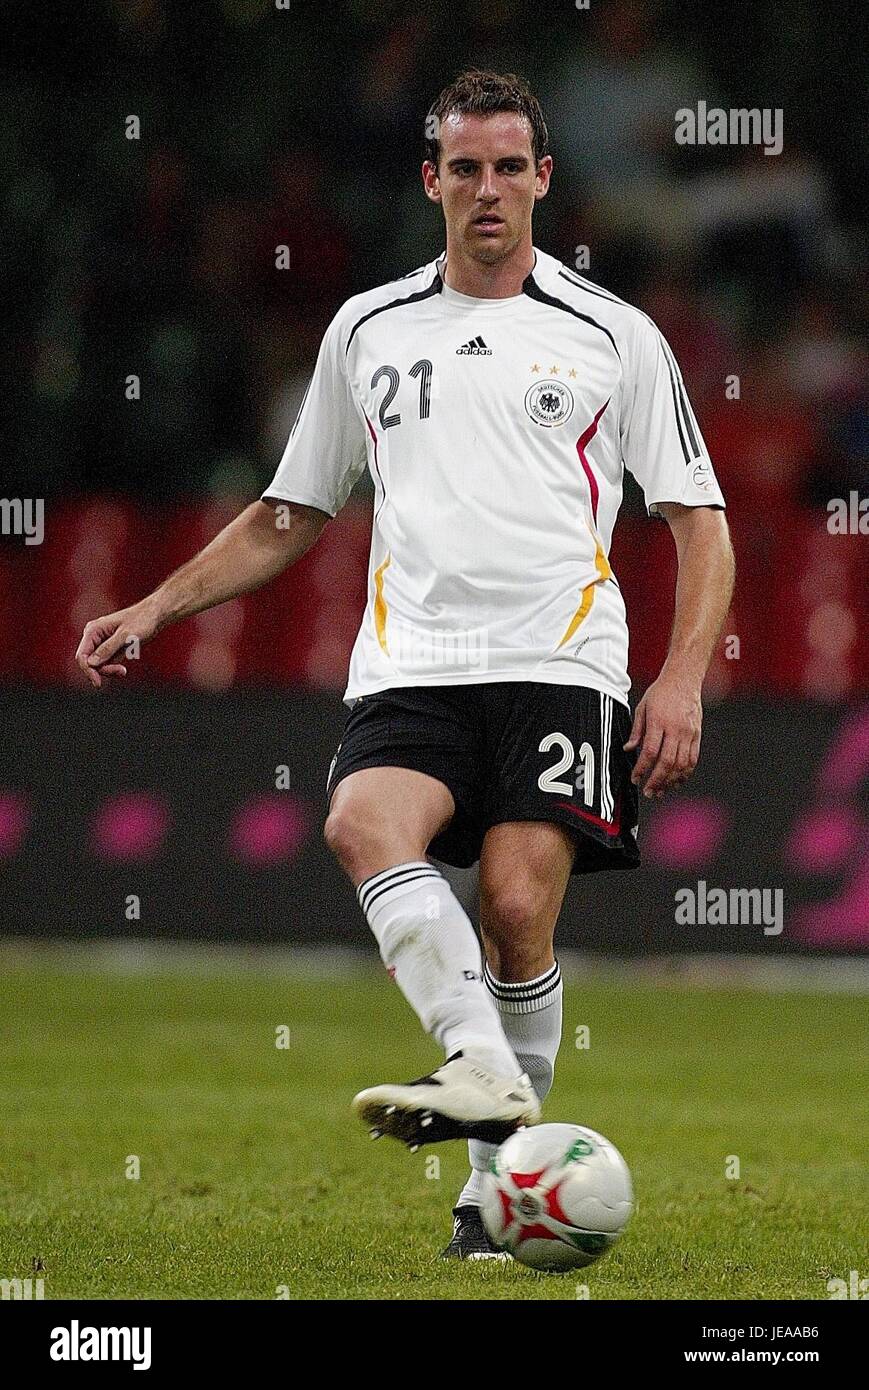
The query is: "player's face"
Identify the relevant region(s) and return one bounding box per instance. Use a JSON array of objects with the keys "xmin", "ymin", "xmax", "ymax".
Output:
[{"xmin": 423, "ymin": 112, "xmax": 552, "ymax": 266}]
